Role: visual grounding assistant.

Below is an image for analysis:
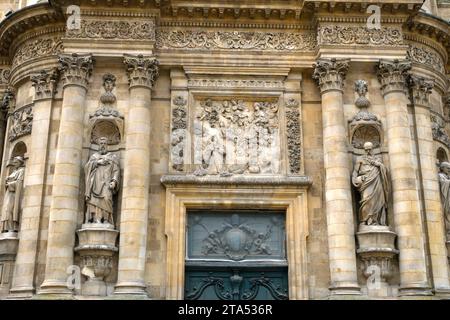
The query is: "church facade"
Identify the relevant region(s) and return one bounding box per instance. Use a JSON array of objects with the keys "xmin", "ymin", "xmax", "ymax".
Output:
[{"xmin": 0, "ymin": 0, "xmax": 450, "ymax": 300}]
